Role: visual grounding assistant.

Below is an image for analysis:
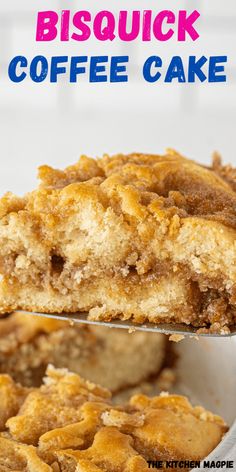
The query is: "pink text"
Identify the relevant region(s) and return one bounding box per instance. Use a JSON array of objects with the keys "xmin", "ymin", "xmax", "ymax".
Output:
[{"xmin": 36, "ymin": 9, "xmax": 200, "ymax": 42}]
